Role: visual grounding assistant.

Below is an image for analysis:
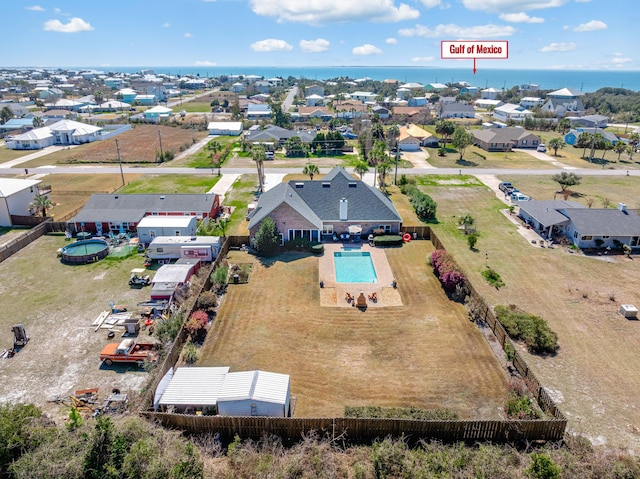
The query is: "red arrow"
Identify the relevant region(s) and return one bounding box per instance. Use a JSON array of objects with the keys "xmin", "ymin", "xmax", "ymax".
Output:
[{"xmin": 473, "ymin": 58, "xmax": 477, "ymax": 74}]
